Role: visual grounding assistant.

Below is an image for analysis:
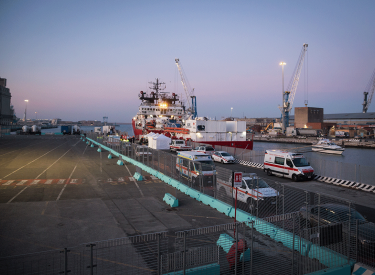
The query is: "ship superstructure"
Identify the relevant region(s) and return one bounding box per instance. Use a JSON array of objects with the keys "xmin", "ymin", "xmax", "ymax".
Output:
[{"xmin": 132, "ymin": 77, "xmax": 253, "ymax": 149}]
